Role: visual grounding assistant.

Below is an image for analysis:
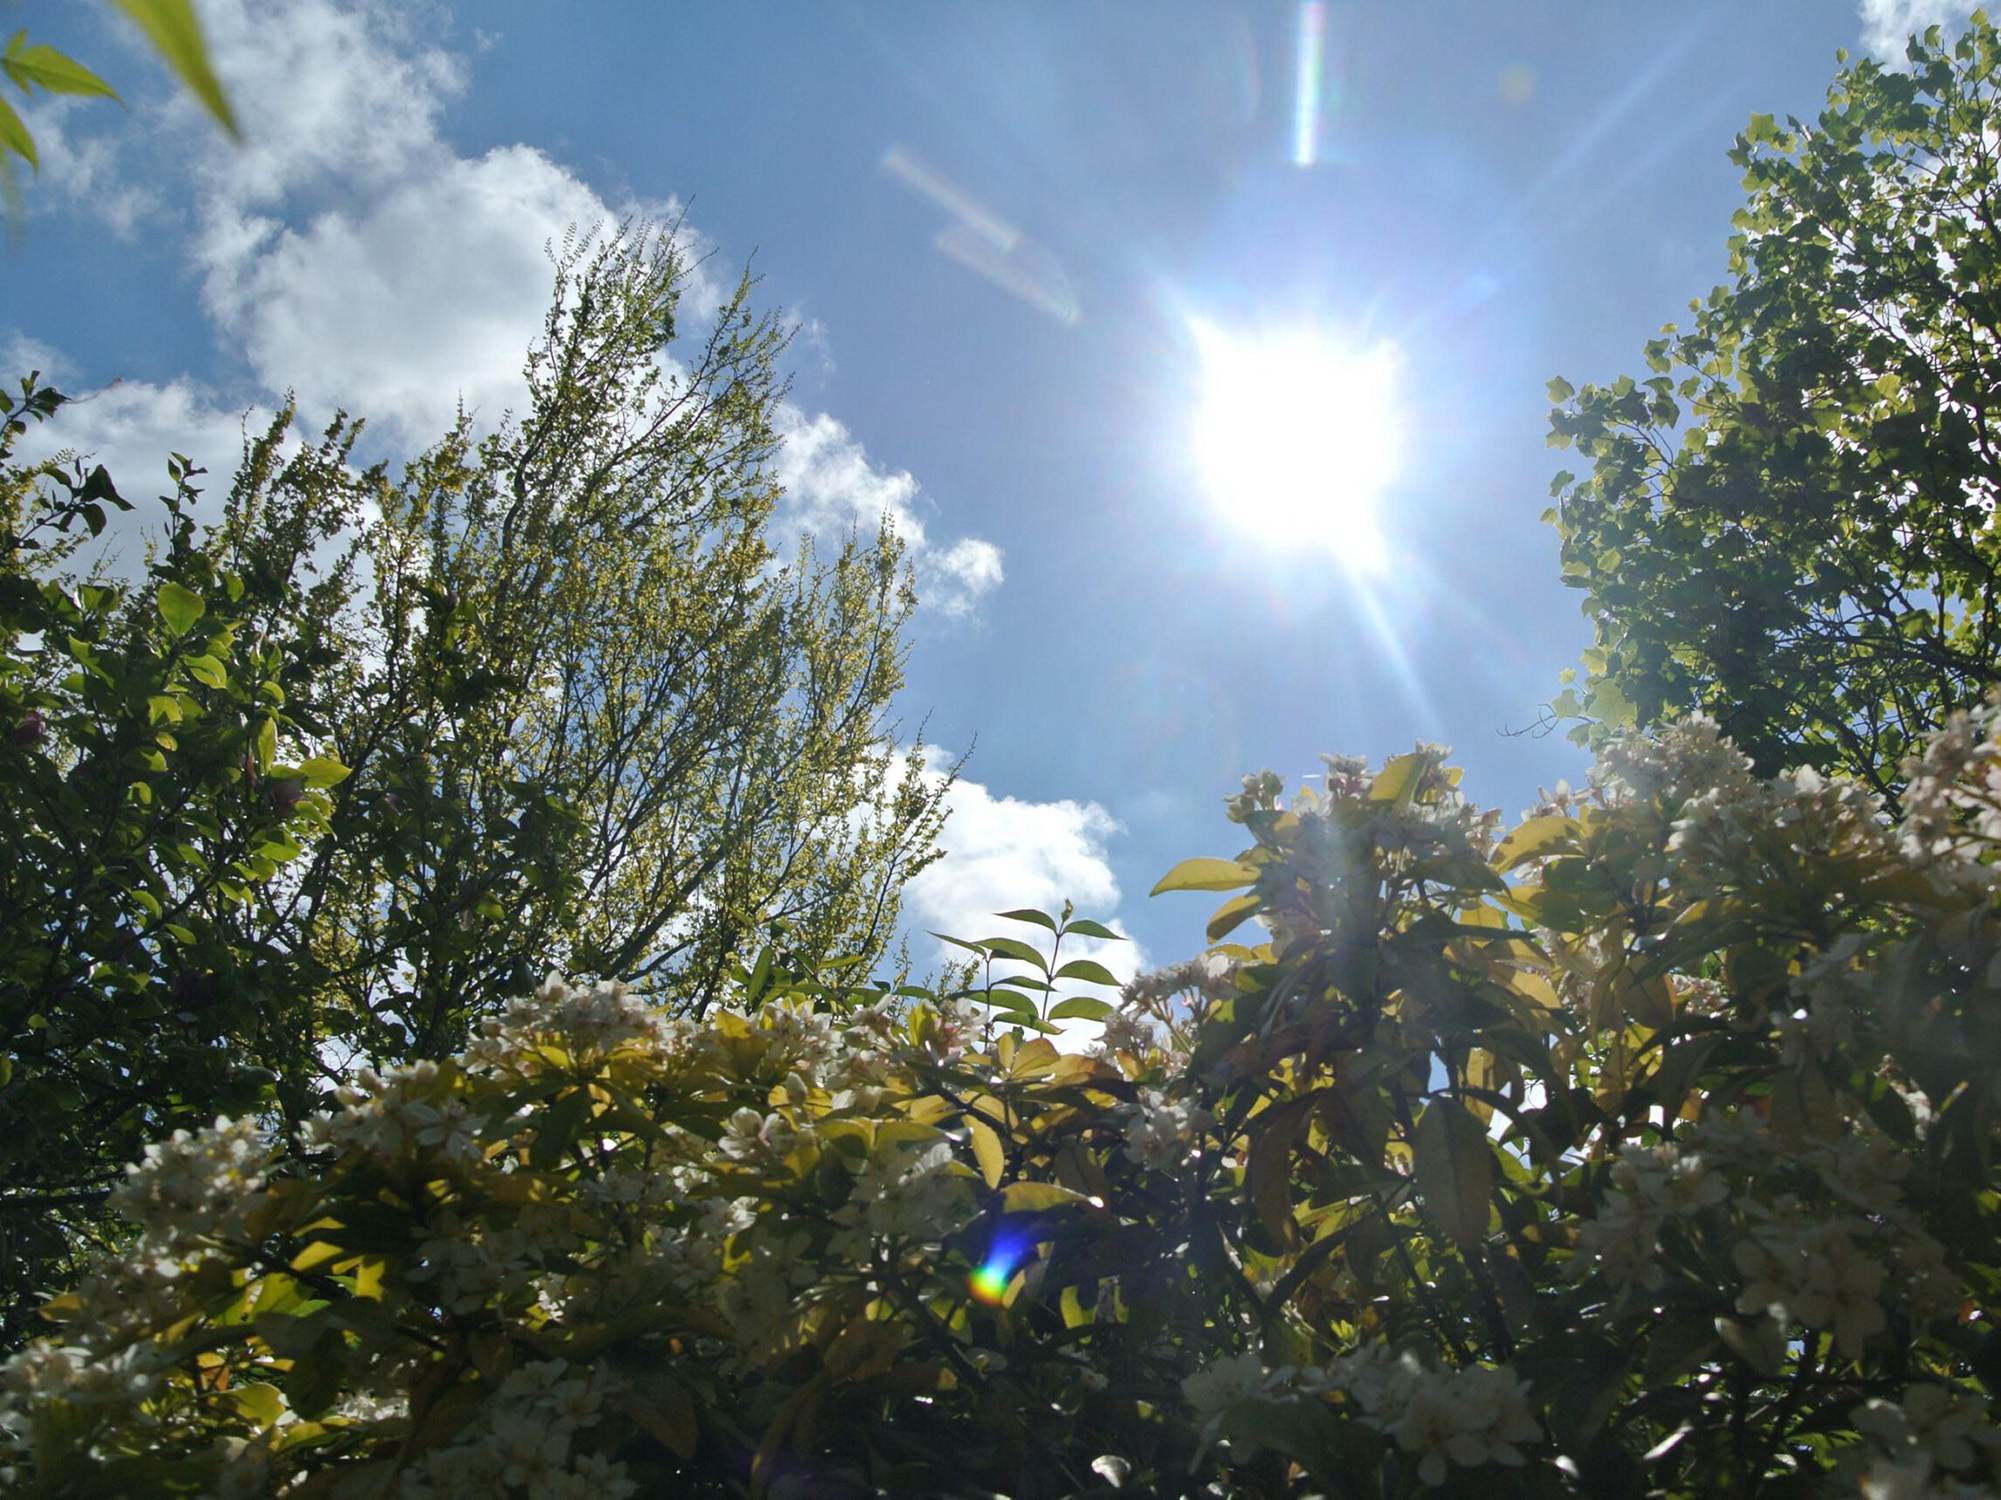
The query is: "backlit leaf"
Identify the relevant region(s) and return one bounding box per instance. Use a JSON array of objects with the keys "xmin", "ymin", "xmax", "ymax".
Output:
[
  {"xmin": 1150, "ymin": 857, "xmax": 1258, "ymax": 896},
  {"xmin": 1412, "ymin": 1098, "xmax": 1492, "ymax": 1252}
]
